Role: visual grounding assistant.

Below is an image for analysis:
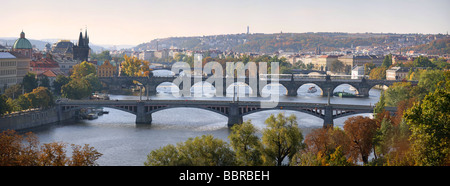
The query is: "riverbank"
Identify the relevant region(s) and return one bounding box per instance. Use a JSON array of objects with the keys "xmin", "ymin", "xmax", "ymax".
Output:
[{"xmin": 0, "ymin": 107, "xmax": 78, "ymax": 132}]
